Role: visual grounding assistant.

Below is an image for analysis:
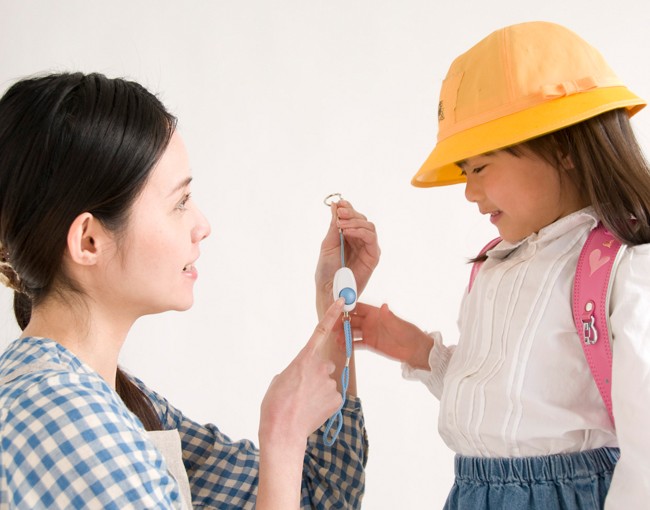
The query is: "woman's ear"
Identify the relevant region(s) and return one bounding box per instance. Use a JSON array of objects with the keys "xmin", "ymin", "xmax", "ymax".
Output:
[{"xmin": 66, "ymin": 212, "xmax": 107, "ymax": 266}]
